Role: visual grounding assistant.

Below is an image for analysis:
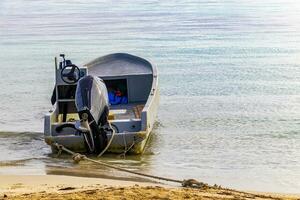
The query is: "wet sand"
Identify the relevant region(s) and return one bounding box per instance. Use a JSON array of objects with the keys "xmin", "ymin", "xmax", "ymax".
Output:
[{"xmin": 0, "ymin": 175, "xmax": 299, "ymax": 200}]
